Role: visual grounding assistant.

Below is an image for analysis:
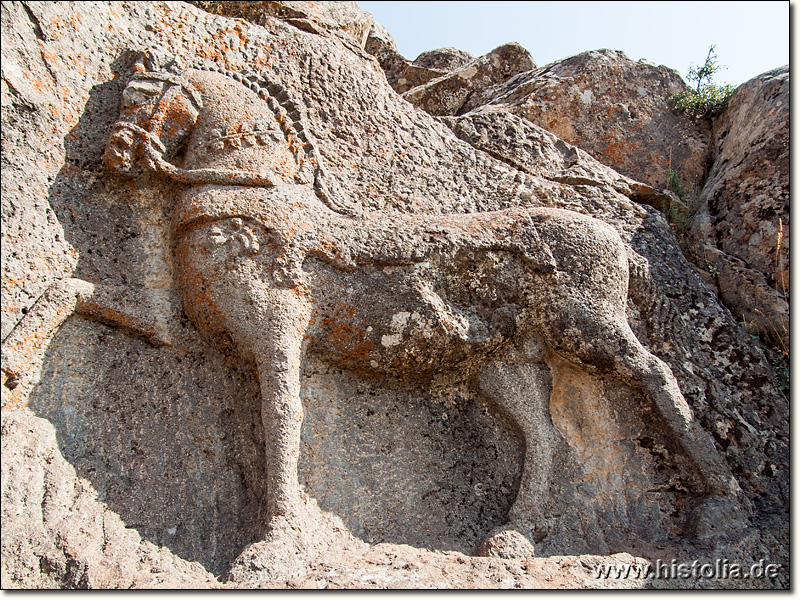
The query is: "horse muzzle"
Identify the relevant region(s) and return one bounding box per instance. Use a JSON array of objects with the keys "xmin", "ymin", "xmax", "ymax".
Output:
[{"xmin": 104, "ymin": 127, "xmax": 137, "ymax": 175}]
